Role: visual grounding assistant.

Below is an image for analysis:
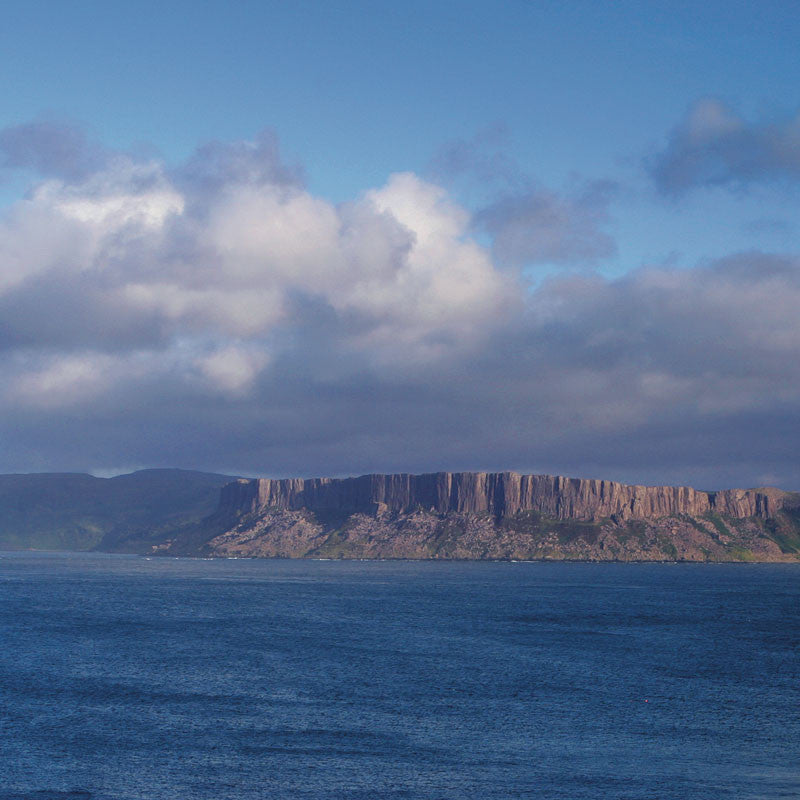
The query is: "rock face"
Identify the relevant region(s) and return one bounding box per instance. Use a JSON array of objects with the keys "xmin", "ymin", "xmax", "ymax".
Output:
[
  {"xmin": 219, "ymin": 472, "xmax": 786, "ymax": 522},
  {"xmin": 164, "ymin": 471, "xmax": 800, "ymax": 562}
]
